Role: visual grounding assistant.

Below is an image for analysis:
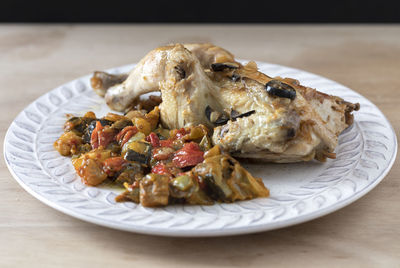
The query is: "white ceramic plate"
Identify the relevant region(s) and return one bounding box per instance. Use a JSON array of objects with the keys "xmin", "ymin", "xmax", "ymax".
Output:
[{"xmin": 4, "ymin": 61, "xmax": 397, "ymax": 237}]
